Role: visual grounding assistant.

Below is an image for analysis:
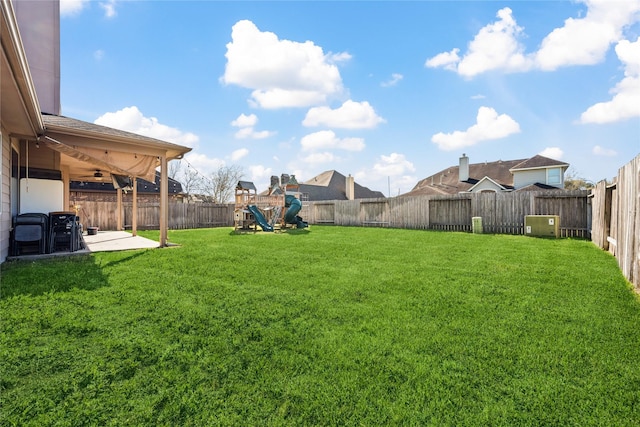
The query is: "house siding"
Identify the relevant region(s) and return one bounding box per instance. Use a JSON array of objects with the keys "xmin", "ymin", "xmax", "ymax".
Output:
[
  {"xmin": 470, "ymin": 180, "xmax": 502, "ymax": 192},
  {"xmin": 1, "ymin": 128, "xmax": 11, "ymax": 262},
  {"xmin": 513, "ymin": 169, "xmax": 546, "ymax": 189}
]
